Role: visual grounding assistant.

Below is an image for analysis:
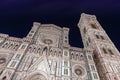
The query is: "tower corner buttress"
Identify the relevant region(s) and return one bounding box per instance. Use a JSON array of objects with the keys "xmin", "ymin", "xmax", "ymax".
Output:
[{"xmin": 78, "ymin": 13, "xmax": 120, "ymax": 80}]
